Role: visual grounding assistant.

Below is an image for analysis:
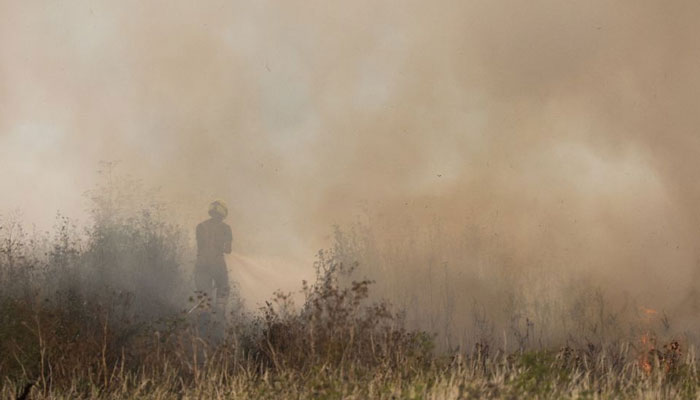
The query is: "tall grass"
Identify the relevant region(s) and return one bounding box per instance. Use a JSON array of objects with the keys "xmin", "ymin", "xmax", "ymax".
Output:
[
  {"xmin": 1, "ymin": 175, "xmax": 699, "ymax": 398},
  {"xmin": 329, "ymin": 219, "xmax": 694, "ymax": 355}
]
